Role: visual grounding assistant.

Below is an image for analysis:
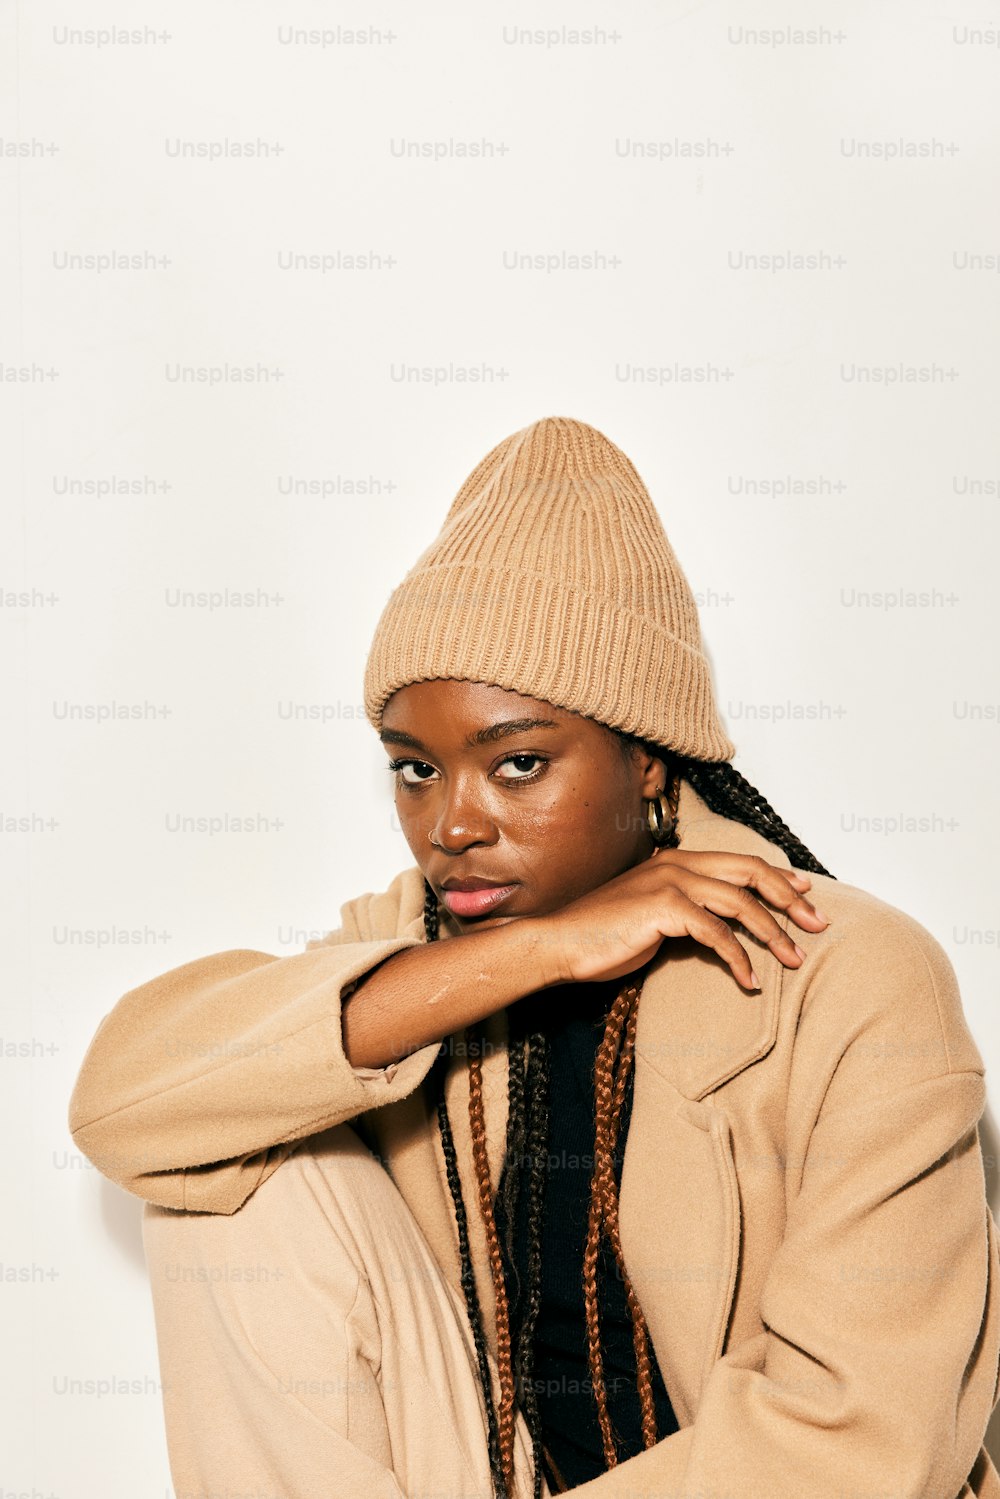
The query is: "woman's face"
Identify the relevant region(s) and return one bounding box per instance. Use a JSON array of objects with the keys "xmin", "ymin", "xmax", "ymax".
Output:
[{"xmin": 379, "ymin": 679, "xmax": 667, "ymax": 931}]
